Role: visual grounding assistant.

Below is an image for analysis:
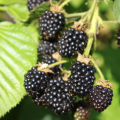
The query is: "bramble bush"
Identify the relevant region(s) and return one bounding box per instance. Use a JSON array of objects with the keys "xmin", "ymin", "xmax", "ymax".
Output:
[{"xmin": 0, "ymin": 0, "xmax": 120, "ymax": 120}]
